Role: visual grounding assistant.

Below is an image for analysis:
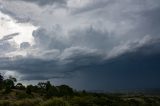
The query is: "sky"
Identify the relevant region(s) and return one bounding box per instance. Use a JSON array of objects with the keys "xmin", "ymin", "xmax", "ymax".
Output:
[{"xmin": 0, "ymin": 0, "xmax": 160, "ymax": 91}]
